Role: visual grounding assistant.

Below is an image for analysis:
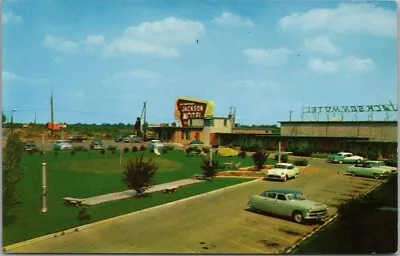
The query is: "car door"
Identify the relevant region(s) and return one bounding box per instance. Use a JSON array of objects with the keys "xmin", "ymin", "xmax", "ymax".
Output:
[
  {"xmin": 260, "ymin": 192, "xmax": 277, "ymax": 214},
  {"xmin": 274, "ymin": 193, "xmax": 291, "ymax": 217}
]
